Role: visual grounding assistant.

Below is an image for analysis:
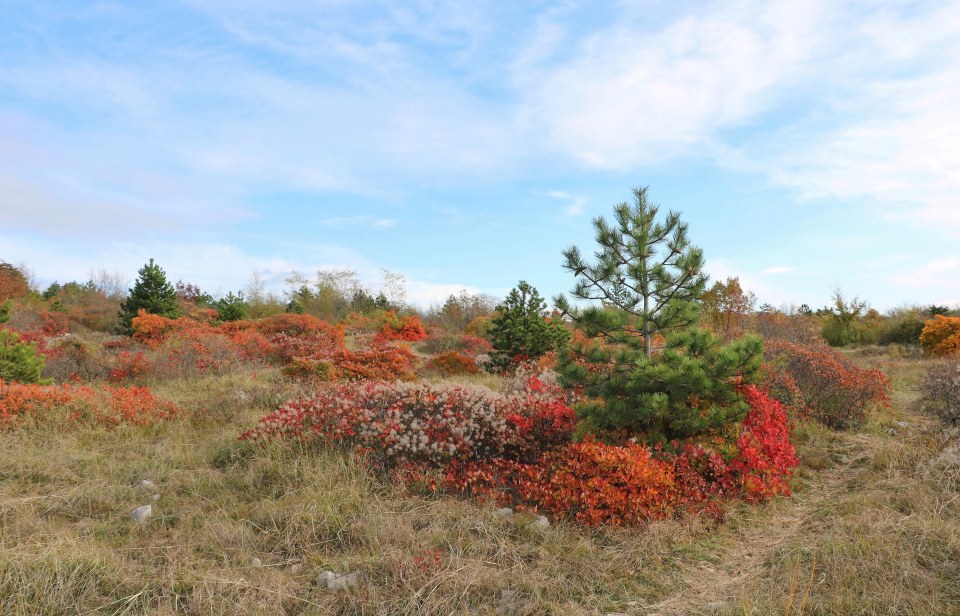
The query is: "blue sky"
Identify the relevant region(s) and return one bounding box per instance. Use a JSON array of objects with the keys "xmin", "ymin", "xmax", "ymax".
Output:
[{"xmin": 1, "ymin": 0, "xmax": 958, "ymax": 310}]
